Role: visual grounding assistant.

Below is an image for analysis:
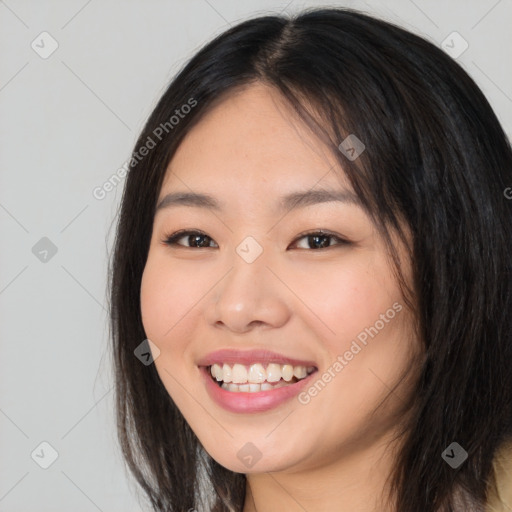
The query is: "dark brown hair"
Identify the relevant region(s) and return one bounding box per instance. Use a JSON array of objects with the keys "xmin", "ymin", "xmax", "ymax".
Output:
[{"xmin": 109, "ymin": 7, "xmax": 512, "ymax": 511}]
